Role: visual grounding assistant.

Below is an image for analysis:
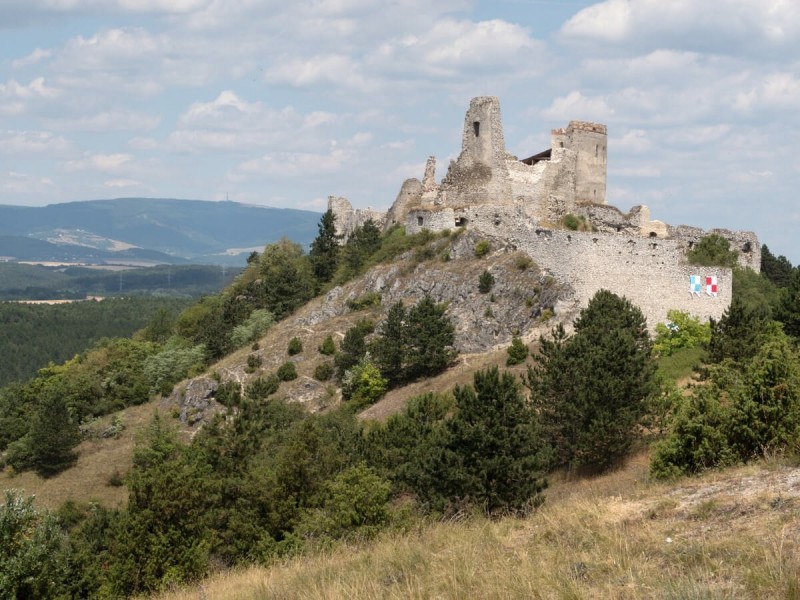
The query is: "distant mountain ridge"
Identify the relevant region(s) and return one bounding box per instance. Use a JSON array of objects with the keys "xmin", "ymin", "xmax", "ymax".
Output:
[{"xmin": 0, "ymin": 198, "xmax": 321, "ymax": 265}]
